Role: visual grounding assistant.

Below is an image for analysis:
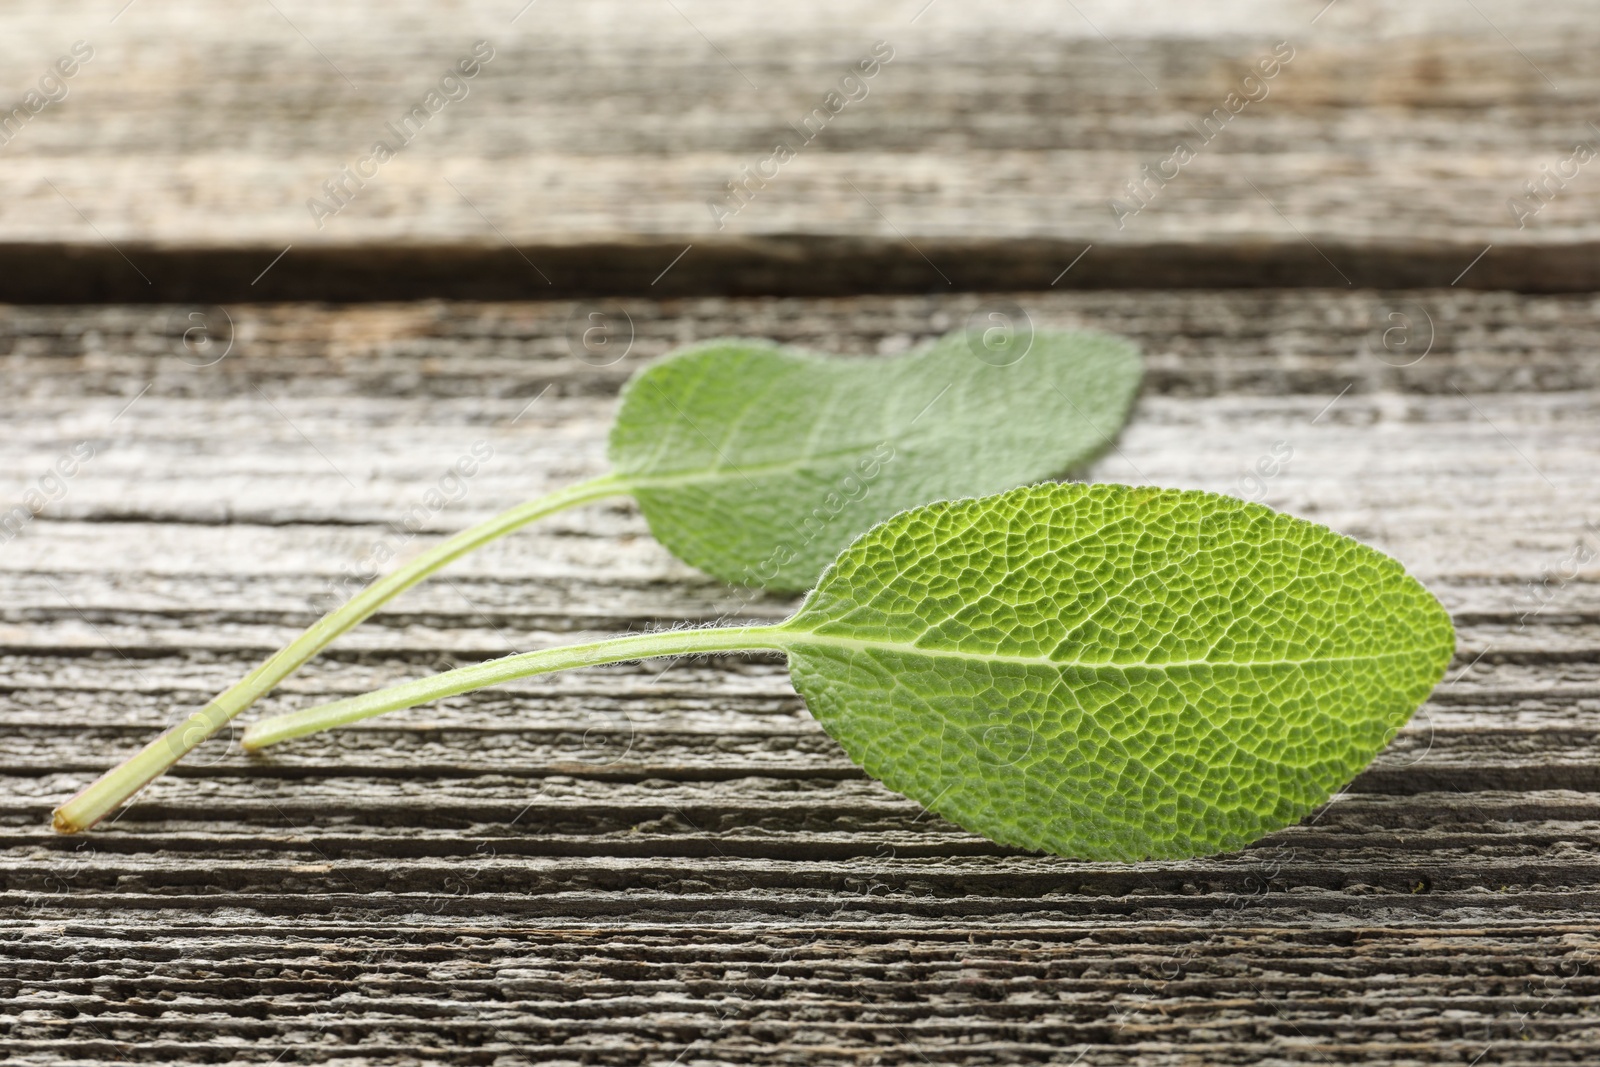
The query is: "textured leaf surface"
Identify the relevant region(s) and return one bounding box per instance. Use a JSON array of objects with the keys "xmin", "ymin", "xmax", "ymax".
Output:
[
  {"xmin": 779, "ymin": 483, "xmax": 1456, "ymax": 861},
  {"xmin": 608, "ymin": 330, "xmax": 1141, "ymax": 591}
]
